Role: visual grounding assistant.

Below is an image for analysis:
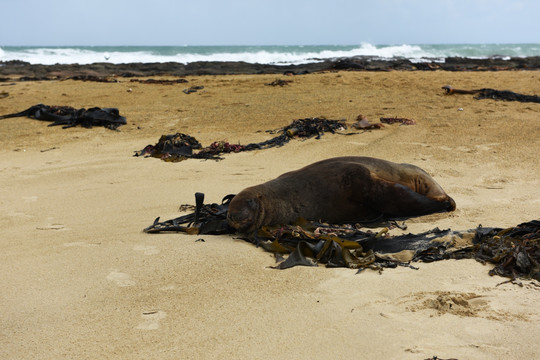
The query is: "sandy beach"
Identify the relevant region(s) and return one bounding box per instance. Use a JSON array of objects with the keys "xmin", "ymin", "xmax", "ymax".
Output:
[{"xmin": 1, "ymin": 69, "xmax": 539, "ymax": 359}]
